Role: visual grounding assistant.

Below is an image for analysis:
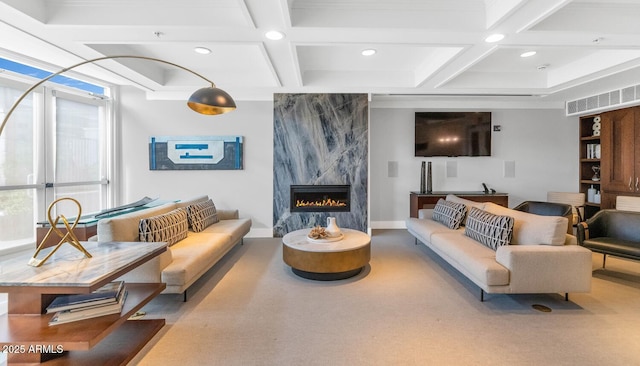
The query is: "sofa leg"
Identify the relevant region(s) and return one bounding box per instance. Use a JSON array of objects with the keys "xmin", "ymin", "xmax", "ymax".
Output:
[
  {"xmin": 183, "ymin": 290, "xmax": 188, "ymax": 302},
  {"xmin": 565, "ymin": 293, "xmax": 569, "ymax": 301},
  {"xmin": 480, "ymin": 289, "xmax": 484, "ymax": 302},
  {"xmin": 602, "ymin": 254, "xmax": 607, "ymax": 269}
]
